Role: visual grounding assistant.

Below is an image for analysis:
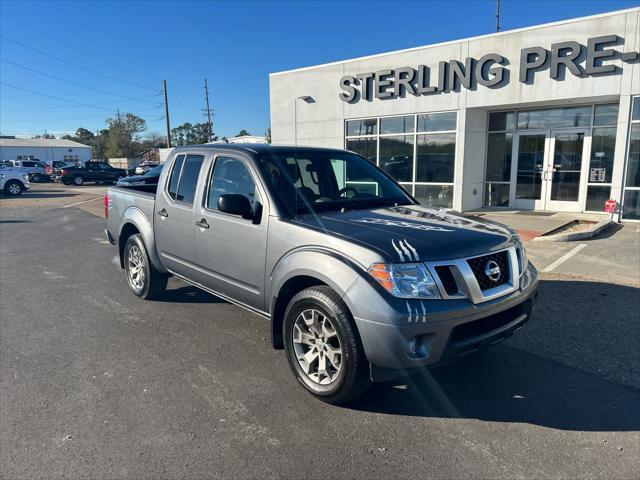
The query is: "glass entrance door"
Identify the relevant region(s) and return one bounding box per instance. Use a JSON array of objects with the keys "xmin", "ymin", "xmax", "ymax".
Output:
[
  {"xmin": 511, "ymin": 129, "xmax": 589, "ymax": 212},
  {"xmin": 545, "ymin": 130, "xmax": 588, "ymax": 211},
  {"xmin": 512, "ymin": 132, "xmax": 547, "ymax": 210}
]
